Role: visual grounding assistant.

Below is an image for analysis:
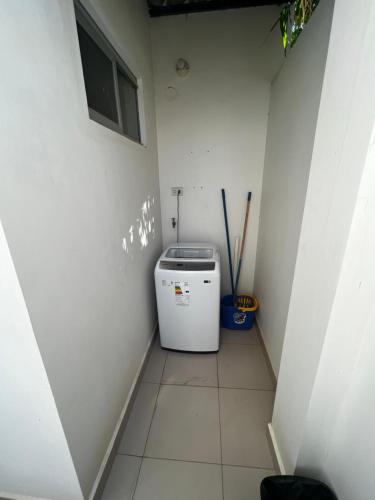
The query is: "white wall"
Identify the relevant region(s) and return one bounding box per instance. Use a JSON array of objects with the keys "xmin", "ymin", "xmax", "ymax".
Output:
[
  {"xmin": 0, "ymin": 221, "xmax": 82, "ymax": 500},
  {"xmin": 296, "ymin": 123, "xmax": 375, "ymax": 499},
  {"xmin": 271, "ymin": 0, "xmax": 375, "ymax": 474},
  {"xmin": 0, "ymin": 1, "xmax": 161, "ymax": 497},
  {"xmin": 151, "ymin": 7, "xmax": 282, "ymax": 294},
  {"xmin": 254, "ymin": 0, "xmax": 334, "ymax": 375}
]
